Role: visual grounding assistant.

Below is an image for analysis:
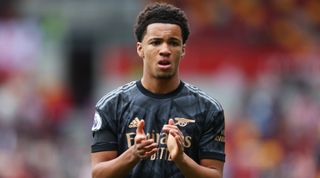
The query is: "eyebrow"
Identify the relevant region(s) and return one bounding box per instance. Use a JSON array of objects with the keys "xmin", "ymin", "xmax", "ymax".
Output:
[{"xmin": 147, "ymin": 37, "xmax": 181, "ymax": 42}]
